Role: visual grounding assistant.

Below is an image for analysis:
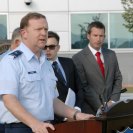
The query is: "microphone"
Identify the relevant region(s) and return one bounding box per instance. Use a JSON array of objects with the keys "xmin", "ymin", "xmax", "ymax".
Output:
[
  {"xmin": 99, "ymin": 95, "xmax": 105, "ymax": 111},
  {"xmin": 104, "ymin": 88, "xmax": 127, "ymax": 111},
  {"xmin": 108, "ymin": 88, "xmax": 127, "ymax": 97},
  {"xmin": 97, "ymin": 88, "xmax": 127, "ymax": 117},
  {"xmin": 119, "ymin": 88, "xmax": 127, "ymax": 93}
]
